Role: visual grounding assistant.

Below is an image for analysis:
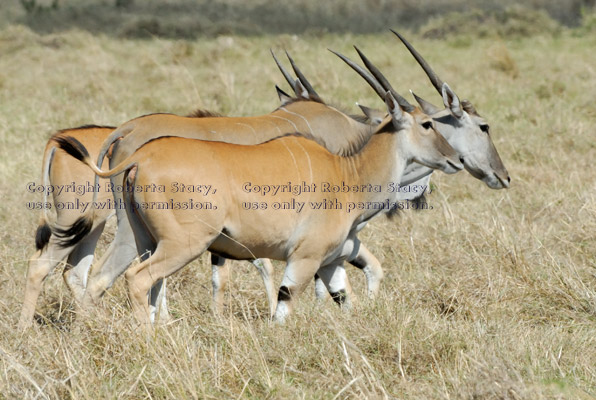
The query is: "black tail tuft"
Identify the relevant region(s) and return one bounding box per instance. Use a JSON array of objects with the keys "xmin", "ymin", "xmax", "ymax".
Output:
[
  {"xmin": 54, "ymin": 136, "xmax": 89, "ymax": 162},
  {"xmin": 53, "ymin": 216, "xmax": 93, "ymax": 248},
  {"xmin": 35, "ymin": 221, "xmax": 52, "ymax": 250},
  {"xmin": 386, "ymin": 207, "xmax": 401, "ymax": 220}
]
